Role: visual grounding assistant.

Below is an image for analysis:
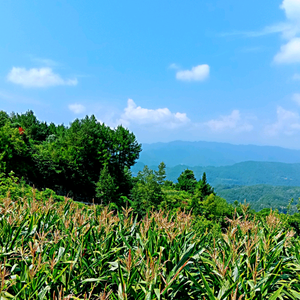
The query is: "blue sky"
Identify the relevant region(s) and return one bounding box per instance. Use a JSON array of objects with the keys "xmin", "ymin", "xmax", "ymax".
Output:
[{"xmin": 2, "ymin": 0, "xmax": 300, "ymax": 148}]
